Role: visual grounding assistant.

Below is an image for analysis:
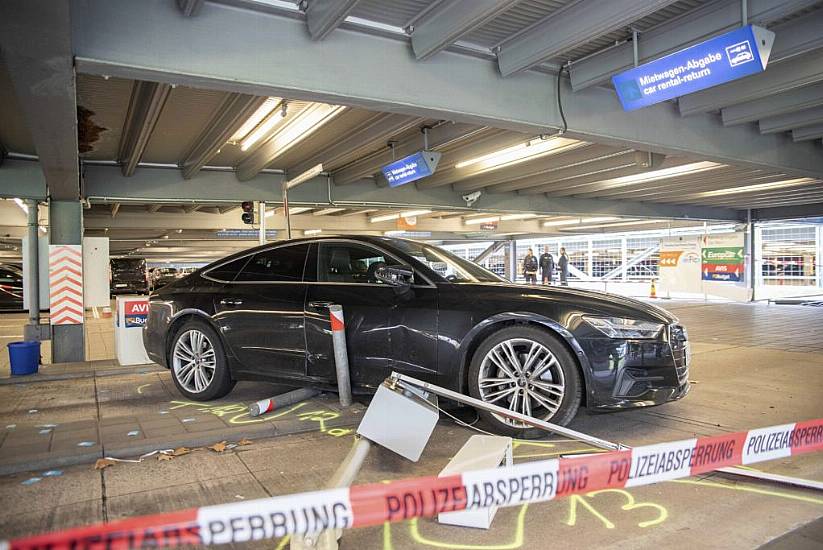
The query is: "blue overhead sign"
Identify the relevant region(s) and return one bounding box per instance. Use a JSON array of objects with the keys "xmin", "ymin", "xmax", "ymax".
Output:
[
  {"xmin": 381, "ymin": 151, "xmax": 441, "ymax": 187},
  {"xmin": 612, "ymin": 25, "xmax": 774, "ymax": 111}
]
